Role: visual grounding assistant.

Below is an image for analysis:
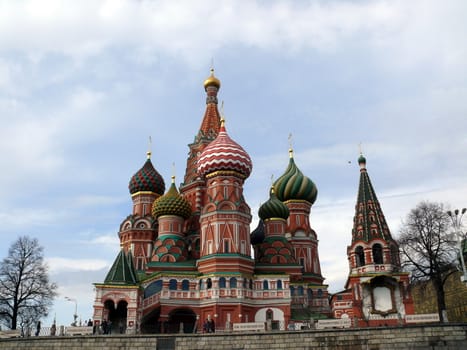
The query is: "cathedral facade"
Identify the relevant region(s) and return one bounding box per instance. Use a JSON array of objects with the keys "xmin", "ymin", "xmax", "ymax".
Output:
[
  {"xmin": 93, "ymin": 70, "xmax": 415, "ymax": 333},
  {"xmin": 93, "ymin": 70, "xmax": 330, "ymax": 333}
]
